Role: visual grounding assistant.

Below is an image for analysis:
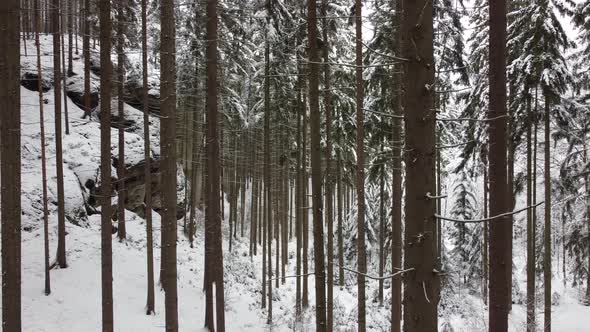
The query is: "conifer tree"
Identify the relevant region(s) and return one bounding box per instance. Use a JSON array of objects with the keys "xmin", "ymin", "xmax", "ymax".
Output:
[{"xmin": 1, "ymin": 0, "xmax": 22, "ymax": 329}]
